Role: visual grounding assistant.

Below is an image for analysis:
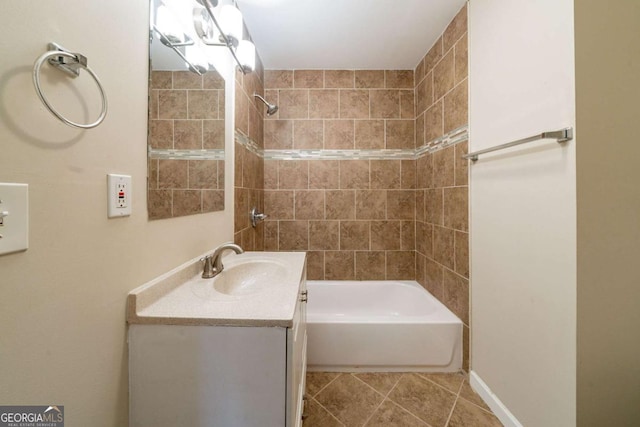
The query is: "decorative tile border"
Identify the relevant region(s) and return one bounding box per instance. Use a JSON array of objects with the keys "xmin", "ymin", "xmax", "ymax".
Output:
[
  {"xmin": 235, "ymin": 126, "xmax": 468, "ymax": 160},
  {"xmin": 148, "ymin": 147, "xmax": 225, "ymax": 160}
]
